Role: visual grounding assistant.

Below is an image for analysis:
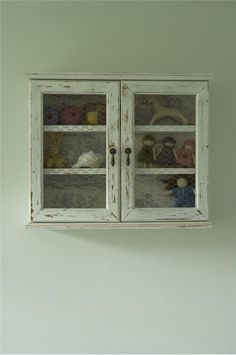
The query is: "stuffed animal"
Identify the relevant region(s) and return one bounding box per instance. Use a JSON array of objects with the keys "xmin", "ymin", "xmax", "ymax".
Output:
[
  {"xmin": 45, "ymin": 133, "xmax": 66, "ymax": 168},
  {"xmin": 44, "ymin": 107, "xmax": 59, "ymax": 125},
  {"xmin": 86, "ymin": 103, "xmax": 106, "ymax": 125},
  {"xmin": 149, "ymin": 99, "xmax": 188, "ymax": 125},
  {"xmin": 61, "ymin": 106, "xmax": 82, "ymax": 125},
  {"xmin": 161, "ymin": 175, "xmax": 195, "ymax": 191},
  {"xmin": 163, "ymin": 176, "xmax": 195, "ymax": 207},
  {"xmin": 176, "ymin": 140, "xmax": 195, "ymax": 167},
  {"xmin": 72, "ymin": 151, "xmax": 105, "ymax": 168},
  {"xmin": 137, "ymin": 135, "xmax": 156, "ymax": 167},
  {"xmin": 156, "ymin": 136, "xmax": 177, "ymax": 167}
]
